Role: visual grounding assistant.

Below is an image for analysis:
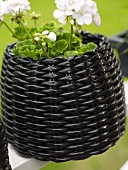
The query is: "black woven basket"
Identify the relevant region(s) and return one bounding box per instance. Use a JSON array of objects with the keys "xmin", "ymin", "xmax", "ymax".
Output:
[
  {"xmin": 0, "ymin": 121, "xmax": 12, "ymax": 170},
  {"xmin": 1, "ymin": 32, "xmax": 126, "ymax": 162}
]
